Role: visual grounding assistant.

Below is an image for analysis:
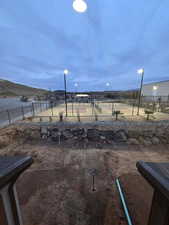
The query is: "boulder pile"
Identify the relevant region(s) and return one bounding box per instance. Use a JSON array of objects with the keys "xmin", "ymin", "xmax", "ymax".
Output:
[
  {"xmin": 39, "ymin": 126, "xmax": 169, "ymax": 147},
  {"xmin": 1, "ymin": 122, "xmax": 169, "ymax": 149}
]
